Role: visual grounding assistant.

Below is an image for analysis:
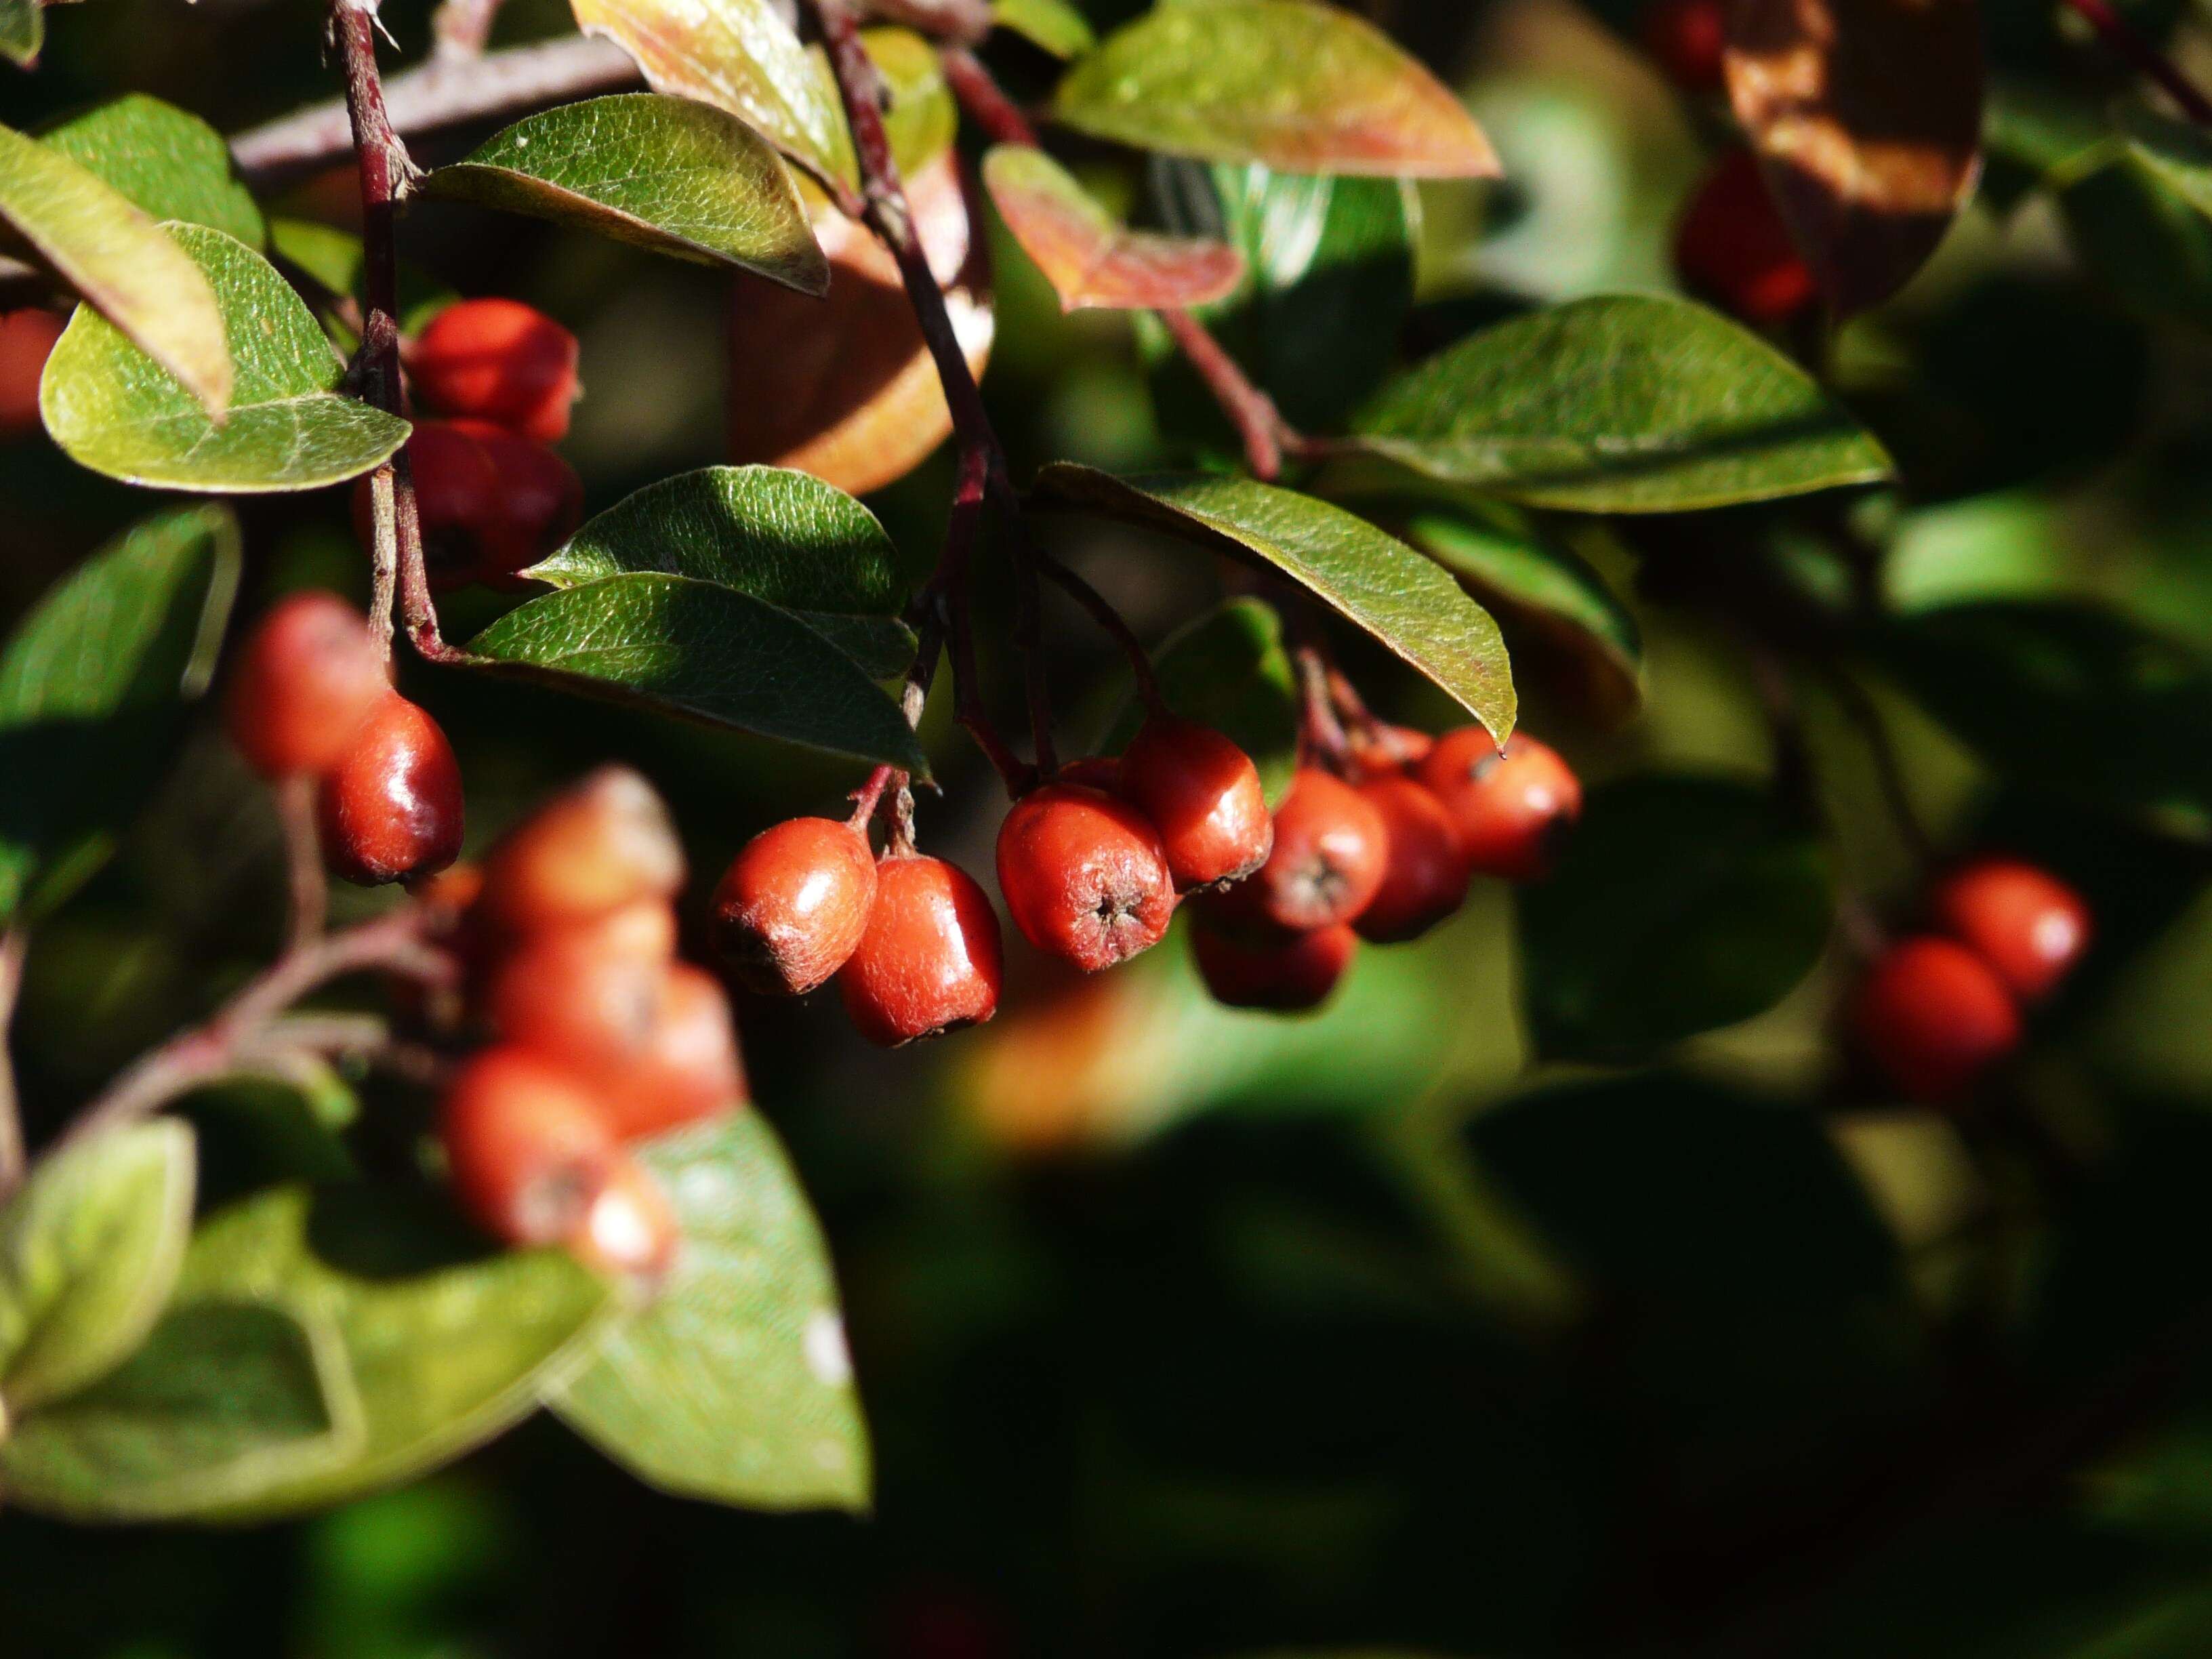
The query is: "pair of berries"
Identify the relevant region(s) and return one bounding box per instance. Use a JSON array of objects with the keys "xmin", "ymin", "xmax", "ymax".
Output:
[
  {"xmin": 0, "ymin": 308, "xmax": 65, "ymax": 441},
  {"xmin": 1675, "ymin": 147, "xmax": 1818, "ymax": 329},
  {"xmin": 437, "ymin": 769, "xmax": 745, "ymax": 1277},
  {"xmin": 225, "ymin": 592, "xmax": 464, "ymax": 886},
  {"xmin": 1192, "ymin": 729, "xmax": 1584, "ymax": 1013},
  {"xmin": 1853, "ymin": 858, "xmax": 2093, "ymax": 1103}
]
